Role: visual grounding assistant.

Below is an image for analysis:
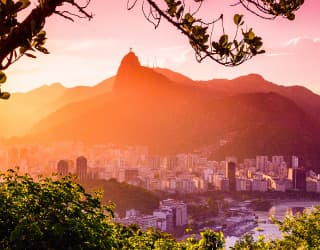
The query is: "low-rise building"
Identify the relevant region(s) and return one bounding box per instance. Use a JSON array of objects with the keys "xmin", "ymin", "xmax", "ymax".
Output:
[{"xmin": 252, "ymin": 179, "xmax": 268, "ymax": 192}]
